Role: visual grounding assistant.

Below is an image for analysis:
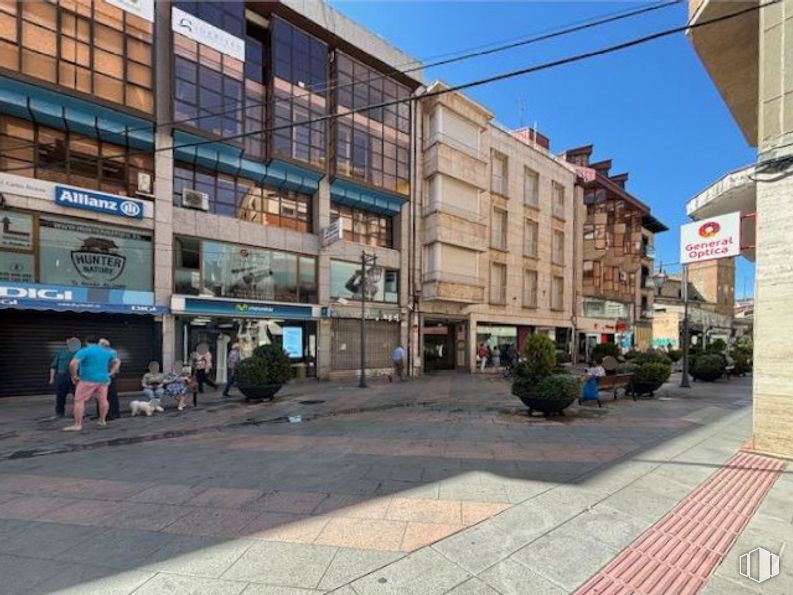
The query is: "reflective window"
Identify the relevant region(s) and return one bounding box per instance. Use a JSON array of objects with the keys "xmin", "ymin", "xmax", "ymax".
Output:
[
  {"xmin": 330, "ymin": 260, "xmax": 398, "ymax": 303},
  {"xmin": 489, "ymin": 262, "xmax": 506, "ymax": 304},
  {"xmin": 173, "ymin": 2, "xmax": 244, "ymax": 37},
  {"xmin": 174, "ymin": 236, "xmax": 317, "ymax": 303},
  {"xmin": 330, "ymin": 203, "xmax": 393, "ymax": 248},
  {"xmin": 334, "ymin": 51, "xmax": 410, "ymax": 195},
  {"xmin": 173, "ymin": 163, "xmax": 312, "ymax": 232},
  {"xmin": 0, "ymin": 0, "xmax": 153, "ymax": 112},
  {"xmin": 551, "ymin": 275, "xmax": 564, "ymax": 311},
  {"xmin": 271, "ymin": 17, "xmax": 327, "ymax": 168},
  {"xmin": 0, "ymin": 115, "xmax": 153, "ymax": 196}
]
